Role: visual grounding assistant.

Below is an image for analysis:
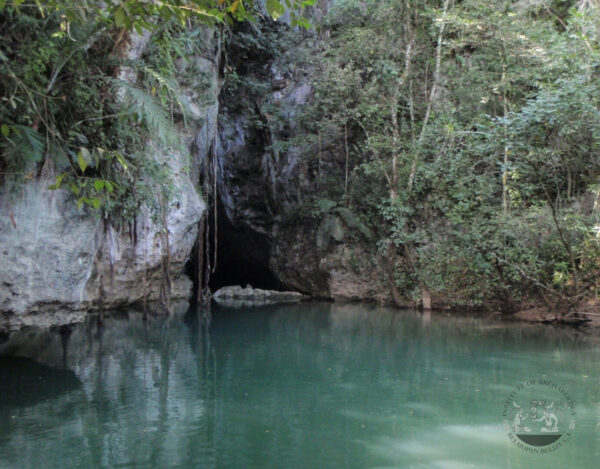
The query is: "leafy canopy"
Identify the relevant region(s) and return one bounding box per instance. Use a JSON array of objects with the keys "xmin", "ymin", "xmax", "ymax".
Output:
[{"xmin": 0, "ymin": 0, "xmax": 318, "ymax": 30}]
